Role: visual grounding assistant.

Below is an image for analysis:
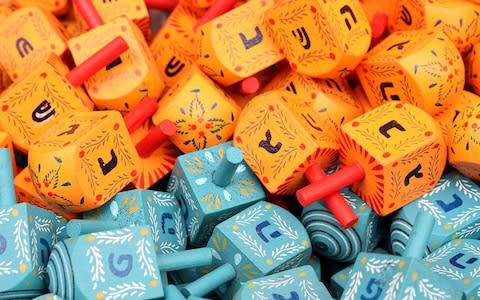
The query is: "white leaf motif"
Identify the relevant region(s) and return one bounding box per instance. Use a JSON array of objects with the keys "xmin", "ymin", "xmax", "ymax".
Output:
[
  {"xmin": 223, "ymin": 190, "xmax": 232, "ymax": 201},
  {"xmin": 195, "ymin": 177, "xmax": 208, "ymax": 185}
]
